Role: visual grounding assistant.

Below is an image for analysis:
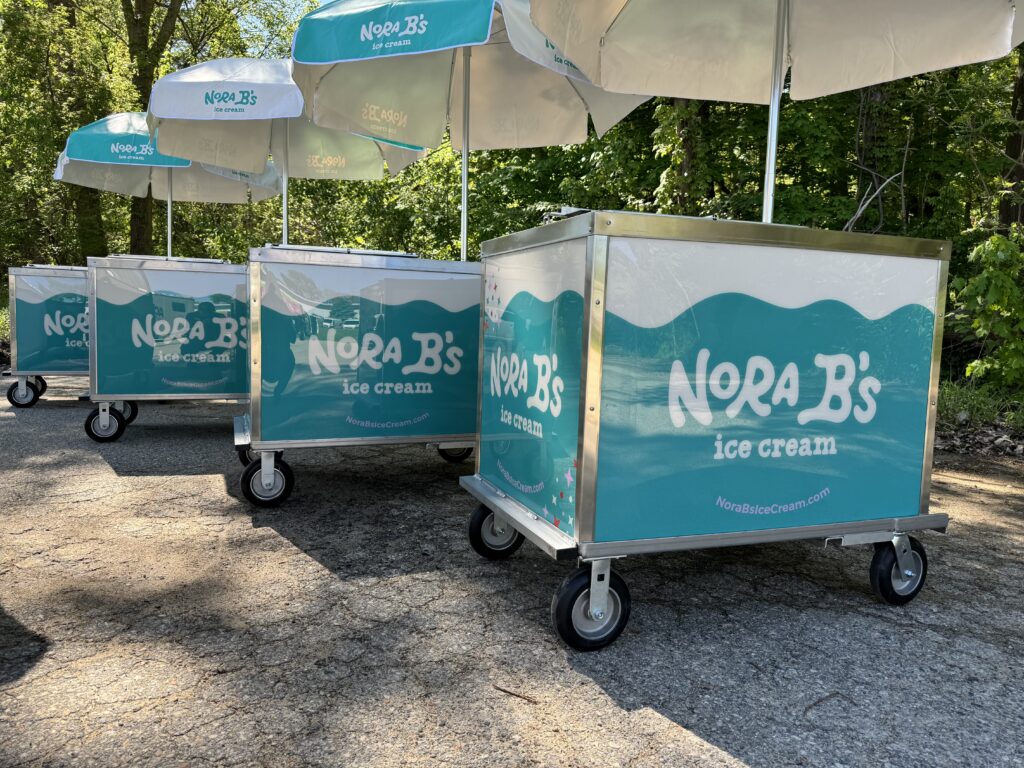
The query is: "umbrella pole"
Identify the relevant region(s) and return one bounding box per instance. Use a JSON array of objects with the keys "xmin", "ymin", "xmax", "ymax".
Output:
[
  {"xmin": 282, "ymin": 120, "xmax": 290, "ymax": 246},
  {"xmin": 460, "ymin": 47, "xmax": 471, "ymax": 262},
  {"xmin": 762, "ymin": 0, "xmax": 788, "ymax": 224},
  {"xmin": 167, "ymin": 167, "xmax": 173, "ymax": 258}
]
